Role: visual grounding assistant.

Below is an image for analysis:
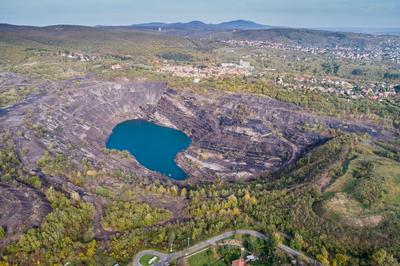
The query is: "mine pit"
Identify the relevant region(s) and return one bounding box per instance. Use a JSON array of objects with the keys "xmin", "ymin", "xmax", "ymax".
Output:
[
  {"xmin": 0, "ymin": 74, "xmax": 394, "ymax": 247},
  {"xmin": 0, "ymin": 75, "xmax": 388, "ymax": 183}
]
